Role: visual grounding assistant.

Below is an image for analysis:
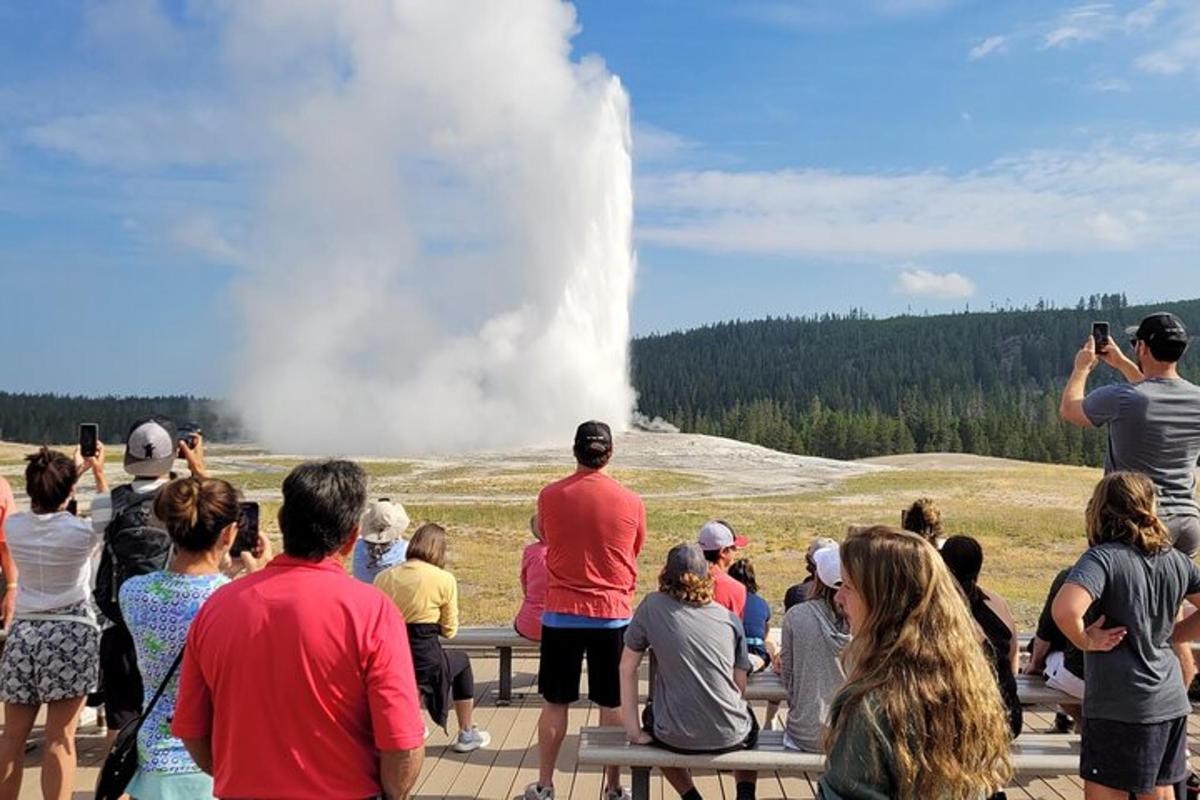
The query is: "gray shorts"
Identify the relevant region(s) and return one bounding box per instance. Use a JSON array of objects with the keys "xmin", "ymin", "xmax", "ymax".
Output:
[{"xmin": 1166, "ymin": 515, "xmax": 1200, "ymax": 558}]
